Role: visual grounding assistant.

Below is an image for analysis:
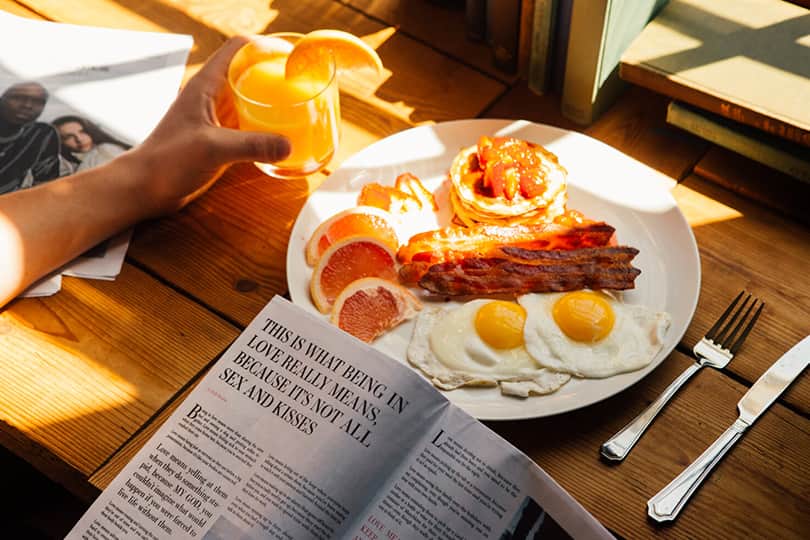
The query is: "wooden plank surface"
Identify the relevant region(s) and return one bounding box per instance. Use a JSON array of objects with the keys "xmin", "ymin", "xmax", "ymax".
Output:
[
  {"xmin": 492, "ymin": 349, "xmax": 810, "ymax": 539},
  {"xmin": 694, "ymin": 146, "xmax": 810, "ymax": 226},
  {"xmin": 672, "ymin": 176, "xmax": 810, "ymax": 416},
  {"xmin": 1, "ymin": 0, "xmax": 40, "ymax": 17},
  {"xmin": 0, "ymin": 264, "xmax": 238, "ymax": 489},
  {"xmin": 89, "ymin": 377, "xmax": 200, "ymax": 490},
  {"xmin": 337, "ymin": 0, "xmax": 510, "ymax": 81}
]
